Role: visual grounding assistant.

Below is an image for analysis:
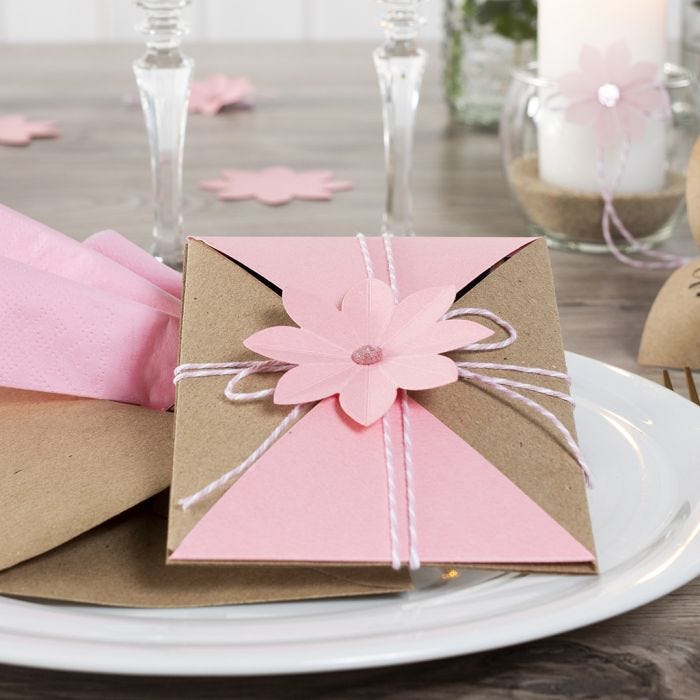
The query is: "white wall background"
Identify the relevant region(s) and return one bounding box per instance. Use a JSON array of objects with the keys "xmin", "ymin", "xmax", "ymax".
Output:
[{"xmin": 0, "ymin": 0, "xmax": 684, "ymax": 43}]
